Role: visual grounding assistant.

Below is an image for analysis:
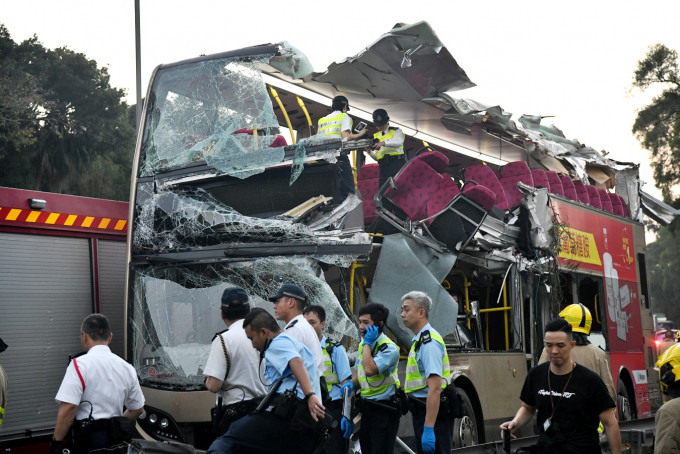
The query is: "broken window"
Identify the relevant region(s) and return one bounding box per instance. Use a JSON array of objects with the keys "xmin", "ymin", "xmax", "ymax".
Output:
[
  {"xmin": 139, "ymin": 54, "xmax": 286, "ymax": 178},
  {"xmin": 130, "ymin": 257, "xmax": 359, "ymax": 390}
]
